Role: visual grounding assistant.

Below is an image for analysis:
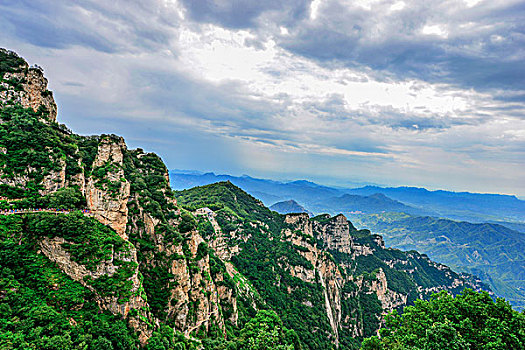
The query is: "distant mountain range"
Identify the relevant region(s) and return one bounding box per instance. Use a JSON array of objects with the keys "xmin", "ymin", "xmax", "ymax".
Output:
[
  {"xmin": 345, "ymin": 186, "xmax": 525, "ymax": 223},
  {"xmin": 310, "ymin": 193, "xmax": 432, "ymax": 217},
  {"xmin": 169, "ymin": 171, "xmax": 525, "ymax": 225},
  {"xmin": 169, "ymin": 171, "xmax": 343, "ymax": 206}
]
